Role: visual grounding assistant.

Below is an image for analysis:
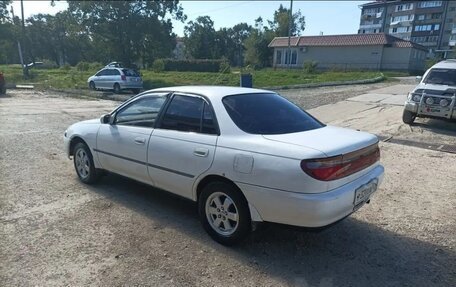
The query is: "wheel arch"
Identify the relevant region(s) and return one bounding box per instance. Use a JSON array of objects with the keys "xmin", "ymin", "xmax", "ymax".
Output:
[
  {"xmin": 194, "ymin": 174, "xmax": 263, "ymax": 222},
  {"xmin": 69, "ymin": 136, "xmax": 89, "ymax": 157}
]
